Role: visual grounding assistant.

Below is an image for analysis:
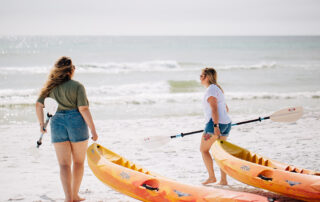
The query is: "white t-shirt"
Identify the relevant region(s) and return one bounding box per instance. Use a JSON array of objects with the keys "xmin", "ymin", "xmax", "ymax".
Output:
[{"xmin": 203, "ymin": 84, "xmax": 231, "ymax": 124}]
